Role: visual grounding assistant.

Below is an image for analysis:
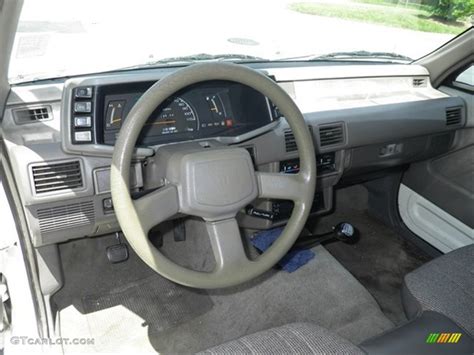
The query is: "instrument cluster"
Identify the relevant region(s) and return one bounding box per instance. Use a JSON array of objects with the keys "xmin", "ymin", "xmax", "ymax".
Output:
[{"xmin": 98, "ymin": 81, "xmax": 275, "ymax": 146}]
